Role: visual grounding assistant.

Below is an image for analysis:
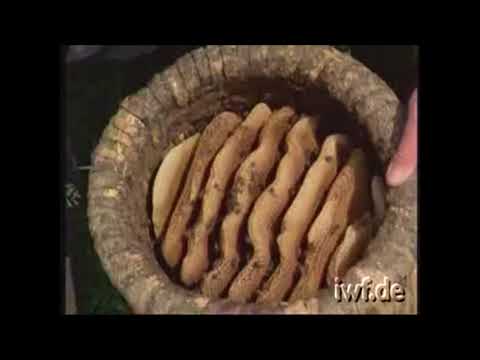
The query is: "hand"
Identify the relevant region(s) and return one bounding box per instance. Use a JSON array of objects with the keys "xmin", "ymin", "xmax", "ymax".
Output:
[{"xmin": 386, "ymin": 88, "xmax": 417, "ymax": 186}]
